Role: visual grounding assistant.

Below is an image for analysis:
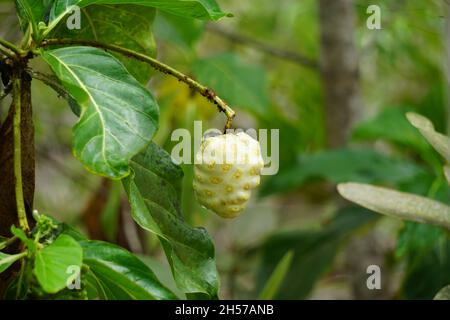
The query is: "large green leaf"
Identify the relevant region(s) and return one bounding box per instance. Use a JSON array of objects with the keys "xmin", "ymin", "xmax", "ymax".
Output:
[
  {"xmin": 34, "ymin": 234, "xmax": 83, "ymax": 293},
  {"xmin": 257, "ymin": 207, "xmax": 377, "ymax": 299},
  {"xmin": 192, "ymin": 53, "xmax": 270, "ymax": 116},
  {"xmin": 338, "ymin": 182, "xmax": 450, "ymax": 230},
  {"xmin": 51, "ymin": 5, "xmax": 157, "ymax": 84},
  {"xmin": 0, "ymin": 251, "xmax": 26, "ymax": 273},
  {"xmin": 122, "ymin": 142, "xmax": 219, "ymax": 298},
  {"xmin": 42, "ymin": 46, "xmax": 159, "ymax": 179},
  {"xmin": 260, "ymin": 148, "xmax": 425, "ymax": 197},
  {"xmin": 49, "ymin": 0, "xmax": 229, "ymax": 27},
  {"xmin": 81, "ymin": 240, "xmax": 177, "ymax": 300}
]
